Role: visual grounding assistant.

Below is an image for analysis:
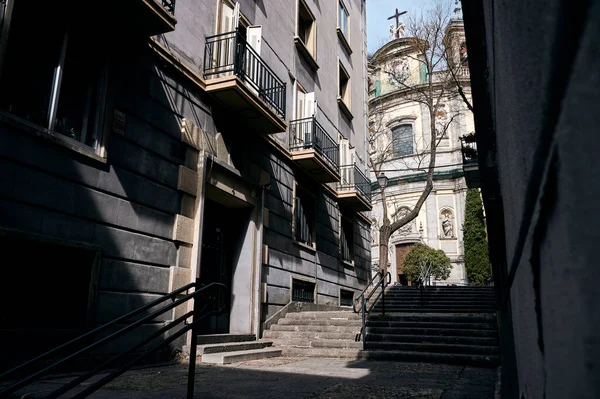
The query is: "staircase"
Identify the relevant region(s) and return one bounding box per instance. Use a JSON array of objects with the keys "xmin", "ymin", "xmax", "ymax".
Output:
[
  {"xmin": 183, "ymin": 333, "xmax": 281, "ymax": 364},
  {"xmin": 263, "ymin": 311, "xmax": 363, "ymax": 358},
  {"xmin": 364, "ymin": 285, "xmax": 500, "ymax": 366}
]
